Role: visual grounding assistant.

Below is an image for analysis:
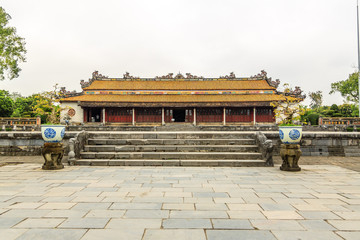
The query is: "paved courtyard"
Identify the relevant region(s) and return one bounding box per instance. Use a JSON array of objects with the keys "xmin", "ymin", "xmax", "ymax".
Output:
[{"xmin": 0, "ymin": 162, "xmax": 360, "ymax": 240}]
